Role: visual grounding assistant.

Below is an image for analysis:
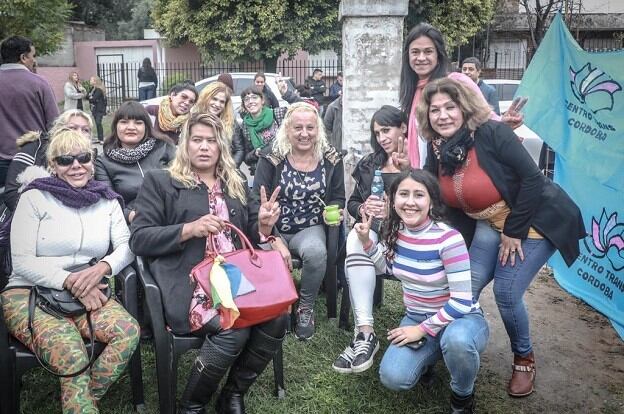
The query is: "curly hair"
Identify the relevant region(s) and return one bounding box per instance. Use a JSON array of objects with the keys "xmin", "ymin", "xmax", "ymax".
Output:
[
  {"xmin": 272, "ymin": 101, "xmax": 329, "ymax": 159},
  {"xmin": 383, "ymin": 169, "xmax": 447, "ymax": 262},
  {"xmin": 416, "ymin": 77, "xmax": 491, "ymax": 141}
]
